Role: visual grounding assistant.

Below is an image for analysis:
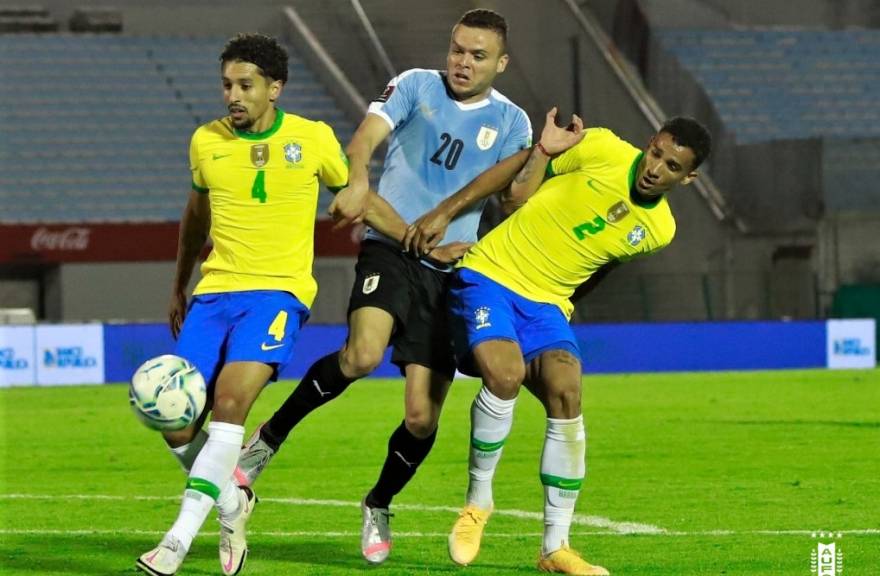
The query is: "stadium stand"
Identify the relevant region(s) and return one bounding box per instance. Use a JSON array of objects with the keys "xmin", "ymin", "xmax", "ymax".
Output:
[
  {"xmin": 656, "ymin": 29, "xmax": 880, "ymax": 144},
  {"xmin": 0, "ymin": 34, "xmax": 357, "ymax": 223}
]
